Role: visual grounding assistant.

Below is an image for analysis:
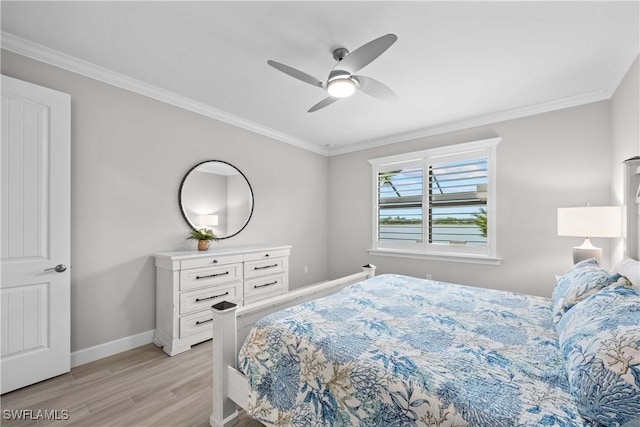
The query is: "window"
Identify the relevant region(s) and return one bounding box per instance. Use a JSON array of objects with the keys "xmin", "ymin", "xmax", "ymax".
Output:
[{"xmin": 369, "ymin": 137, "xmax": 500, "ymax": 263}]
